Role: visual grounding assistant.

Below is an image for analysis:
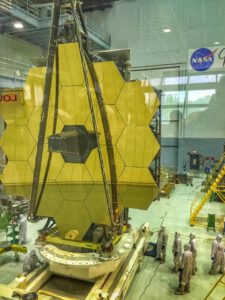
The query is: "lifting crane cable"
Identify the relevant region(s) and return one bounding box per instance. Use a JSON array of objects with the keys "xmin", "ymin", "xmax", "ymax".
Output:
[
  {"xmin": 34, "ymin": 45, "xmax": 60, "ymax": 216},
  {"xmin": 29, "ymin": 0, "xmax": 61, "ymax": 218},
  {"xmin": 70, "ymin": 0, "xmax": 119, "ymax": 222}
]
